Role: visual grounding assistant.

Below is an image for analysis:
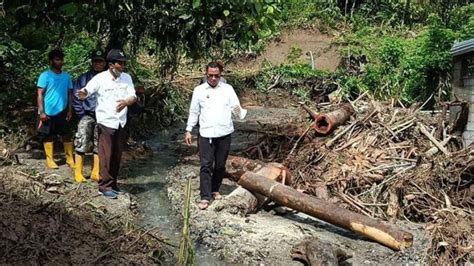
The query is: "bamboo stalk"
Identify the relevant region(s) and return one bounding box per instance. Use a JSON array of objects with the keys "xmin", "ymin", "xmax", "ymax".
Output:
[{"xmin": 178, "ymin": 177, "xmax": 195, "ymax": 265}]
